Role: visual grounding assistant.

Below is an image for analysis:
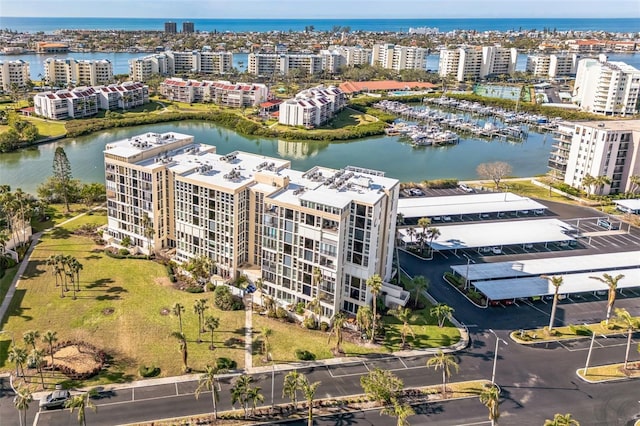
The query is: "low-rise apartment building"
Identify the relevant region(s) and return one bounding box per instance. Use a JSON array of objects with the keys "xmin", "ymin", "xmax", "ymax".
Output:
[
  {"xmin": 278, "ymin": 86, "xmax": 346, "ymax": 128},
  {"xmin": 0, "ymin": 59, "xmax": 30, "ymax": 92},
  {"xmin": 550, "ymin": 120, "xmax": 640, "ymax": 195},
  {"xmin": 573, "ymin": 57, "xmax": 640, "ymax": 116},
  {"xmin": 34, "ymin": 87, "xmax": 99, "ymax": 120},
  {"xmin": 34, "ymin": 82, "xmax": 148, "ymax": 119},
  {"xmin": 159, "ymin": 77, "xmax": 268, "ymax": 106},
  {"xmin": 44, "ymin": 58, "xmax": 114, "ymax": 86},
  {"xmin": 103, "ymin": 132, "xmax": 400, "ymax": 318}
]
